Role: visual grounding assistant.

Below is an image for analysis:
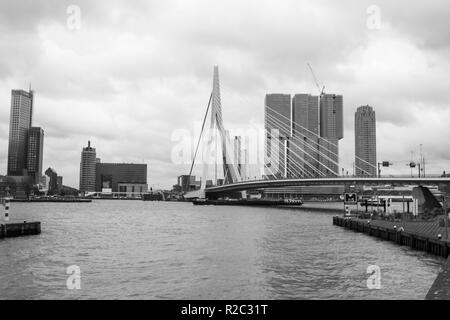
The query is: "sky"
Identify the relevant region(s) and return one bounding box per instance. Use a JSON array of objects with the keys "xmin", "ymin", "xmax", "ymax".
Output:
[{"xmin": 0, "ymin": 0, "xmax": 449, "ymax": 189}]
